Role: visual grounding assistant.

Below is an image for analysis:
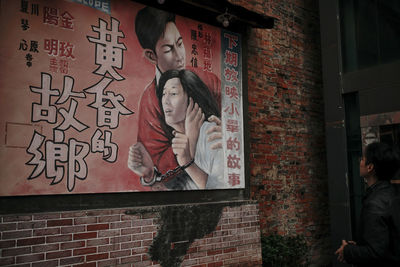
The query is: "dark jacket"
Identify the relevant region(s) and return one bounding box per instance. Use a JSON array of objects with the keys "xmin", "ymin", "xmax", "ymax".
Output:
[{"xmin": 343, "ymin": 181, "xmax": 400, "ymax": 267}]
